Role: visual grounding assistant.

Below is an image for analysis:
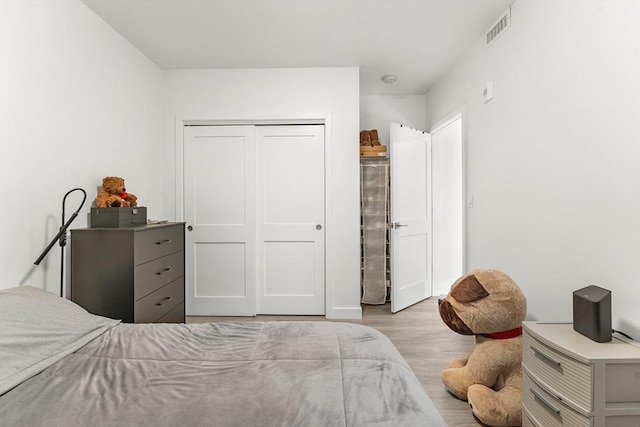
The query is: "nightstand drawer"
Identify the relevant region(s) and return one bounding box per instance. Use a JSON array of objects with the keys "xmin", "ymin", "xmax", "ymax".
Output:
[
  {"xmin": 135, "ymin": 225, "xmax": 184, "ymax": 265},
  {"xmin": 522, "ymin": 410, "xmax": 536, "ymax": 427},
  {"xmin": 134, "ymin": 251, "xmax": 184, "ymax": 300},
  {"xmin": 134, "ymin": 278, "xmax": 184, "ymax": 323},
  {"xmin": 523, "ymin": 329, "xmax": 593, "ymax": 413},
  {"xmin": 523, "ymin": 370, "xmax": 591, "ymax": 427}
]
